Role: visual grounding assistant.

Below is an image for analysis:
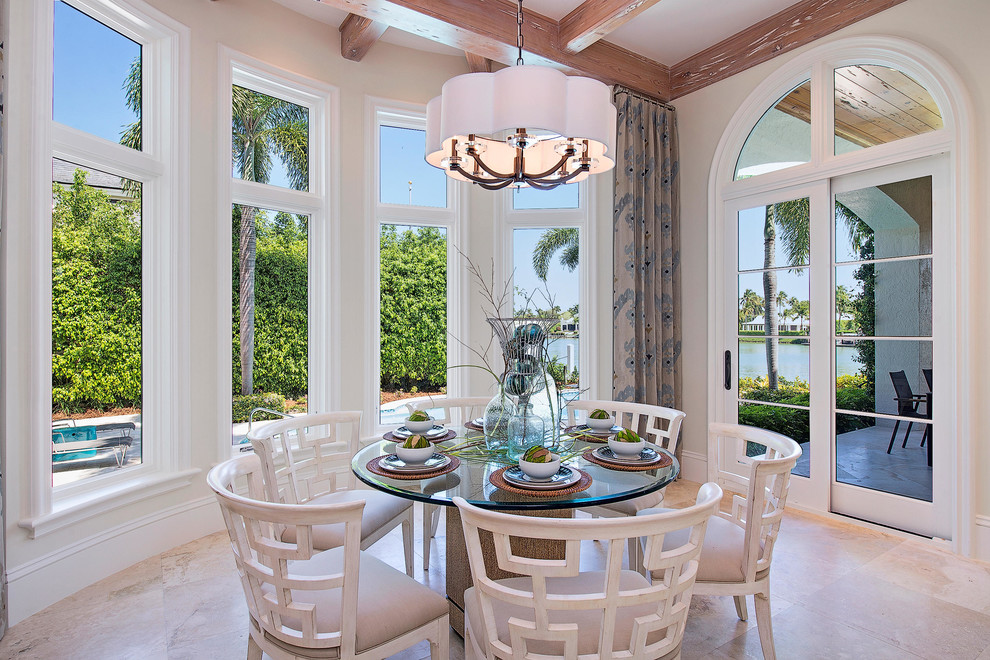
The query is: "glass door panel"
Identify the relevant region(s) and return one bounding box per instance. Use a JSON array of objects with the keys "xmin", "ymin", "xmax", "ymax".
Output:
[
  {"xmin": 830, "ymin": 167, "xmax": 940, "ymax": 536},
  {"xmin": 734, "ymin": 198, "xmax": 812, "ymax": 477}
]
